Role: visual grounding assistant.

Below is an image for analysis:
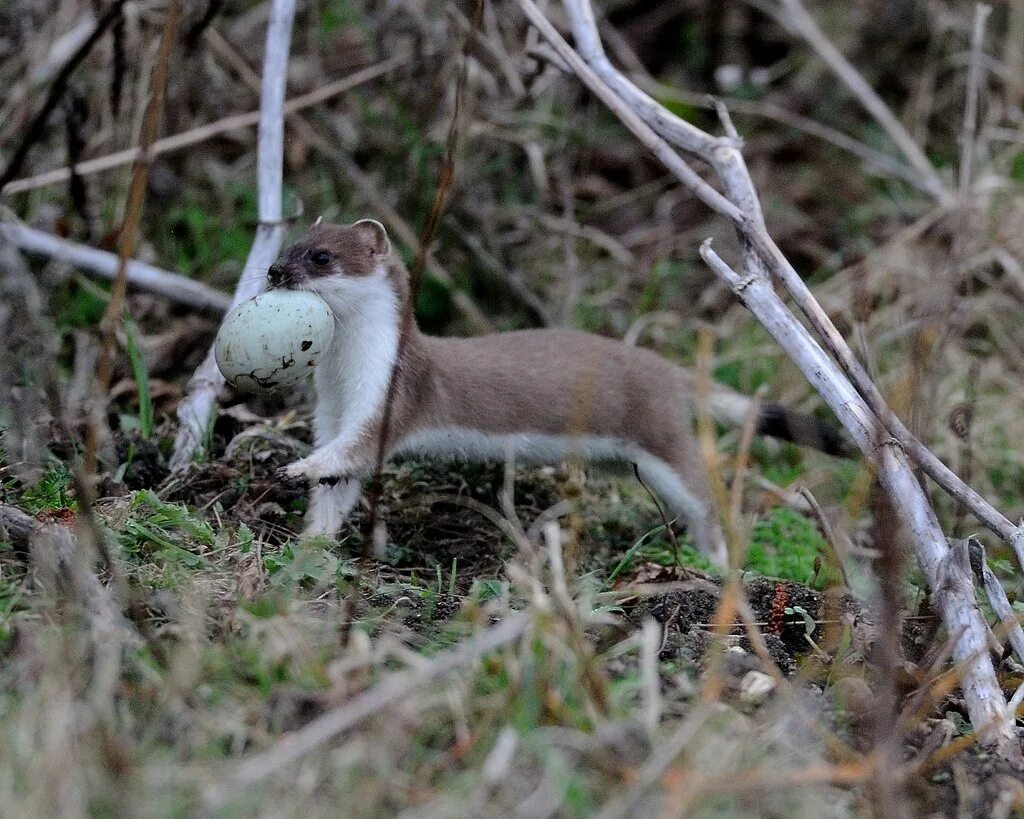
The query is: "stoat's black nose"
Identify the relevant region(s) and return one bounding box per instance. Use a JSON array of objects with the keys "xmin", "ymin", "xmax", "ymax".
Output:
[{"xmin": 267, "ymin": 263, "xmax": 286, "ymax": 287}]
